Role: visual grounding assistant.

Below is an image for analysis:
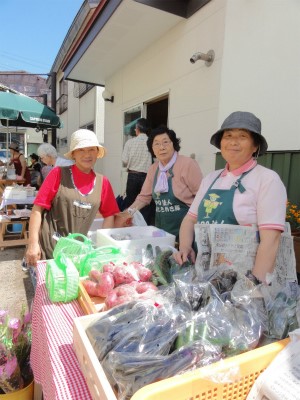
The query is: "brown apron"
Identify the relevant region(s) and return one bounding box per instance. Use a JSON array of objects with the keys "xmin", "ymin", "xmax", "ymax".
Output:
[{"xmin": 39, "ymin": 167, "xmax": 102, "ymax": 259}]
